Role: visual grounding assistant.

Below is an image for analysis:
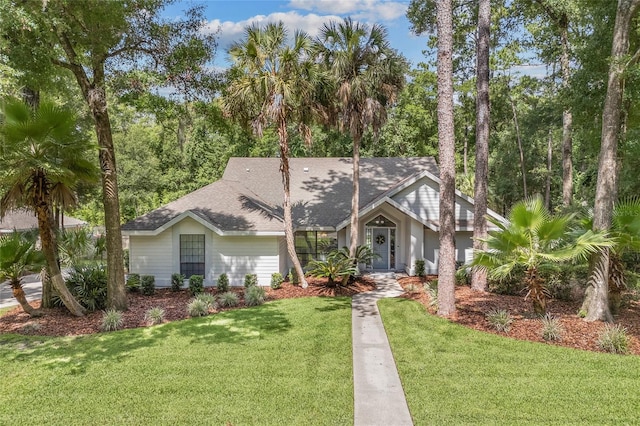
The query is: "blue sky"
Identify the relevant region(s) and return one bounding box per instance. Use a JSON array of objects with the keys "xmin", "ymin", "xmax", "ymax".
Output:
[{"xmin": 163, "ymin": 0, "xmax": 431, "ymax": 69}]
